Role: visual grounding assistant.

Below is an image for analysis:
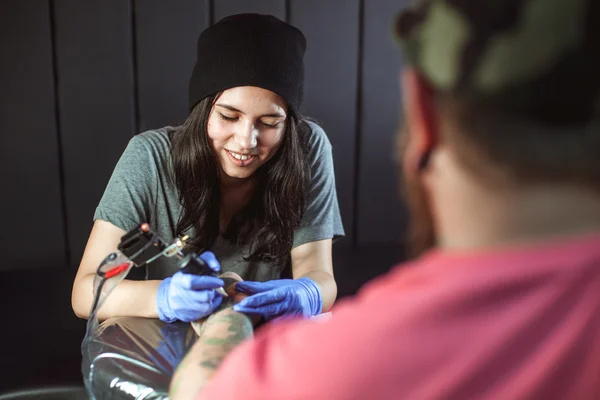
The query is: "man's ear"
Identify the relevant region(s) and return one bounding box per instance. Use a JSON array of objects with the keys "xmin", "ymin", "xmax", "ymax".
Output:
[{"xmin": 400, "ymin": 69, "xmax": 438, "ymax": 173}]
